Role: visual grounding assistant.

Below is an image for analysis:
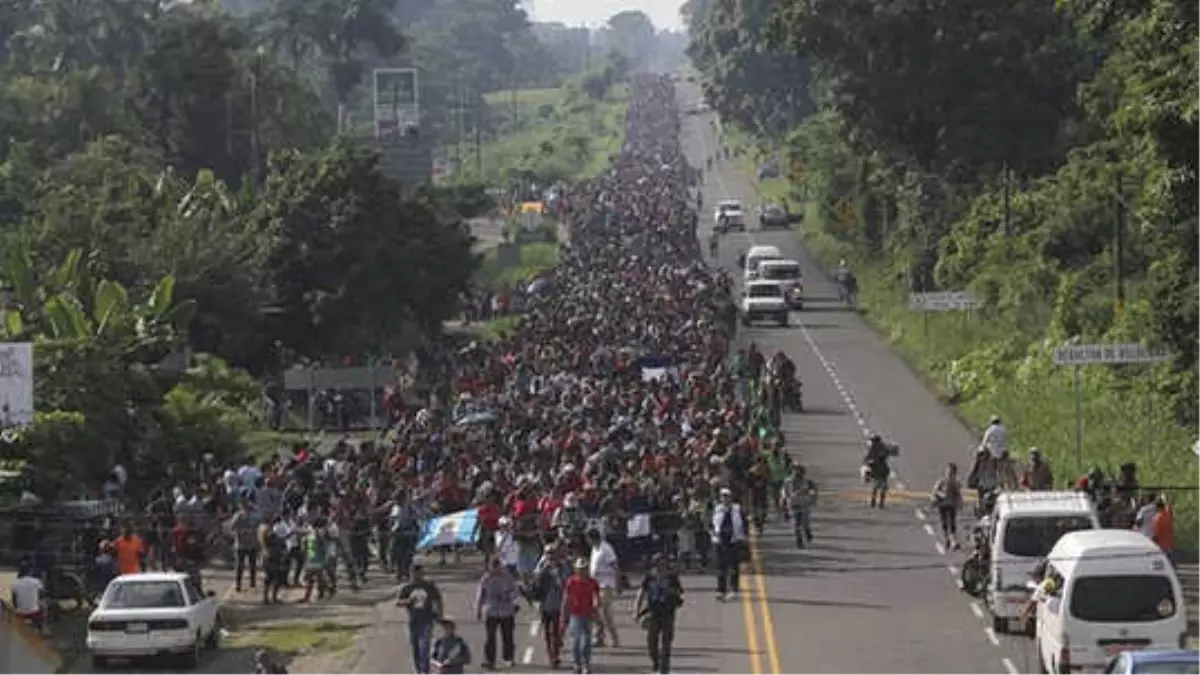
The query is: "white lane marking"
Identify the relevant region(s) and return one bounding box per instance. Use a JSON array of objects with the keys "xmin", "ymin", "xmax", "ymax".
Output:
[
  {"xmin": 935, "ymin": 541, "xmax": 947, "ymax": 555},
  {"xmin": 530, "ymin": 620, "xmax": 539, "ymax": 637},
  {"xmin": 1002, "ymin": 657, "xmax": 1019, "ymax": 674},
  {"xmin": 970, "ymin": 601, "xmax": 984, "ymax": 619},
  {"xmin": 895, "ymin": 480, "xmax": 908, "ymax": 490},
  {"xmin": 523, "ymin": 646, "xmax": 534, "ymax": 664},
  {"xmin": 923, "ymin": 524, "xmax": 936, "ymax": 537},
  {"xmin": 984, "ymin": 627, "xmax": 1000, "ymax": 646},
  {"xmin": 948, "ymin": 565, "xmax": 960, "ymax": 576},
  {"xmin": 915, "ymin": 508, "xmax": 927, "ymax": 521}
]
